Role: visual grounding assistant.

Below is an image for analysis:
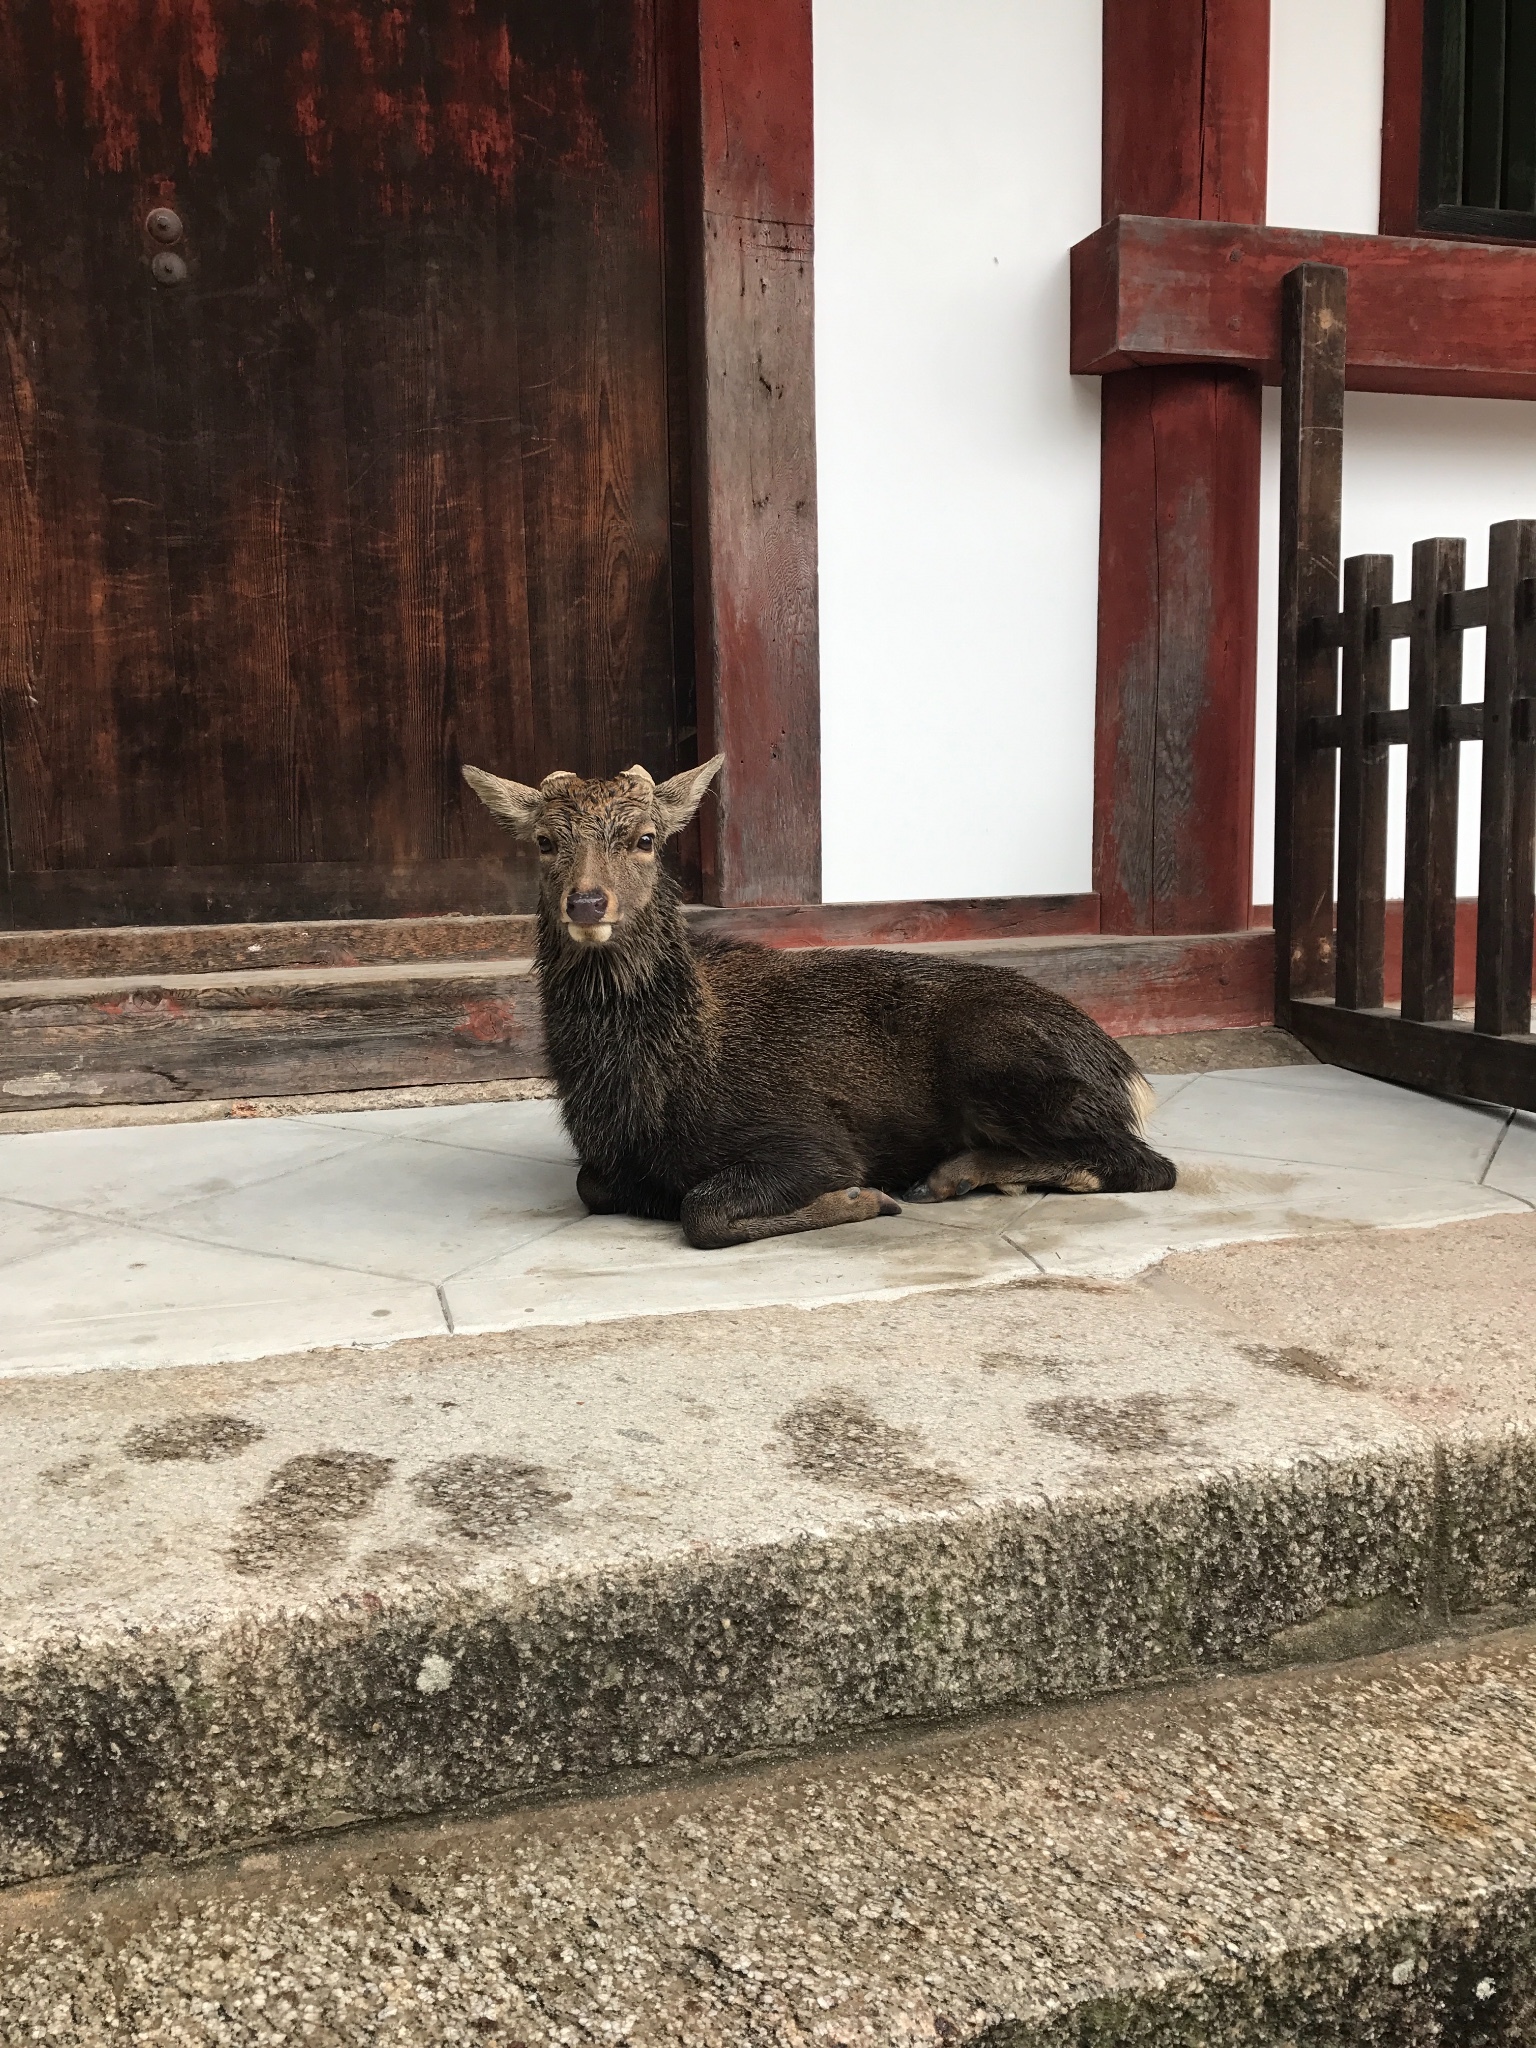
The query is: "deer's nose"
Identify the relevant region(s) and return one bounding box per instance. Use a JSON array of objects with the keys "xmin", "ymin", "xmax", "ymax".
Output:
[{"xmin": 564, "ymin": 888, "xmax": 611, "ymax": 927}]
